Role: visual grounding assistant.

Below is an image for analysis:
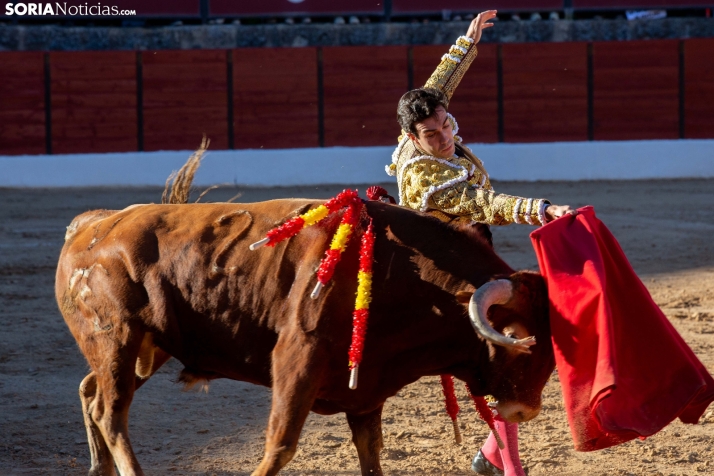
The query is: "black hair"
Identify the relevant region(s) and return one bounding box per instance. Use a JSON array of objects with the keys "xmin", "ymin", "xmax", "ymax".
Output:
[{"xmin": 396, "ymin": 87, "xmax": 449, "ymax": 135}]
